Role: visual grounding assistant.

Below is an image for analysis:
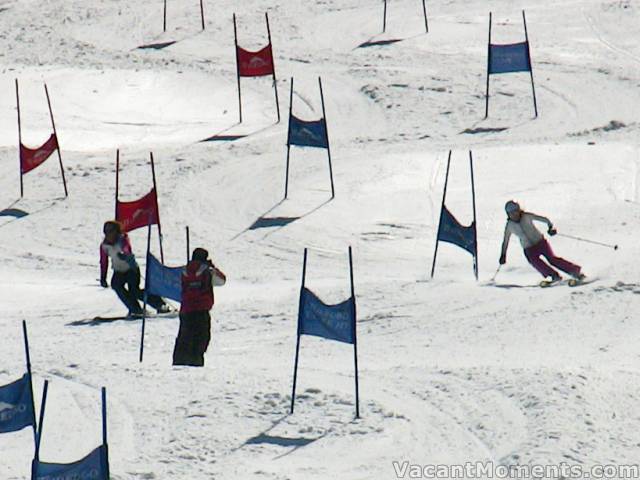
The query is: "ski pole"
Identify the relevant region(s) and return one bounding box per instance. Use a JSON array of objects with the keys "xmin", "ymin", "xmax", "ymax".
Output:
[
  {"xmin": 490, "ymin": 265, "xmax": 501, "ymax": 282},
  {"xmin": 556, "ymin": 233, "xmax": 618, "ymax": 250}
]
